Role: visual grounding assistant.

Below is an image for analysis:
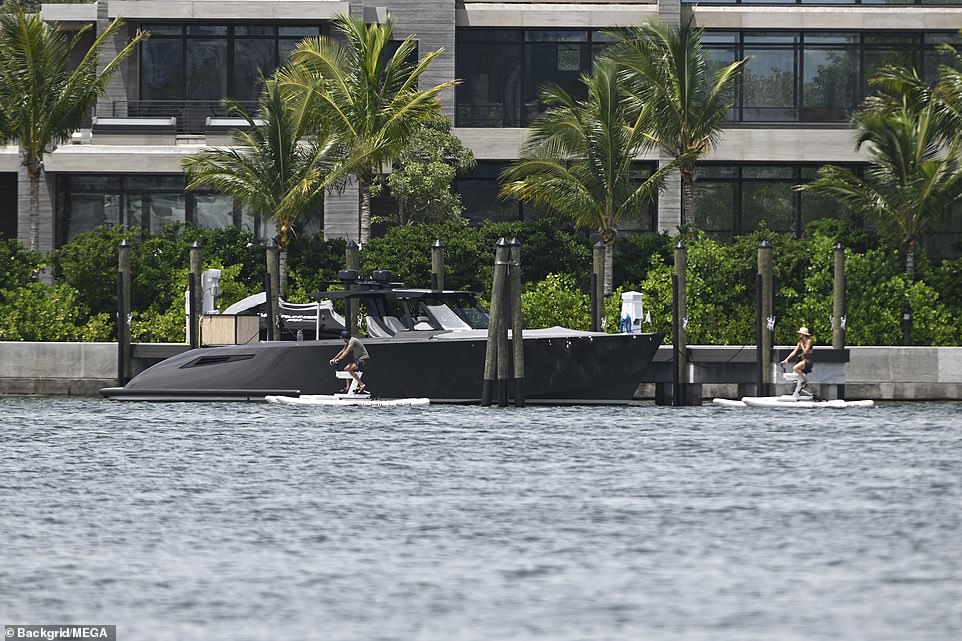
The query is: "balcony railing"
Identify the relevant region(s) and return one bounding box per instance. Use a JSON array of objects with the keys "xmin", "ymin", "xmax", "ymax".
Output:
[{"xmin": 101, "ymin": 100, "xmax": 259, "ymax": 135}]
